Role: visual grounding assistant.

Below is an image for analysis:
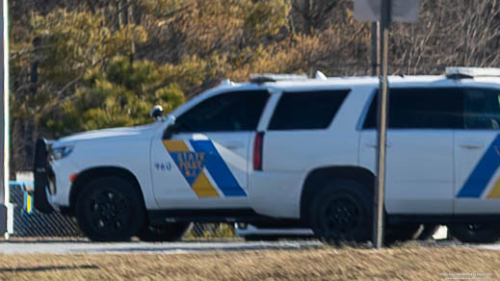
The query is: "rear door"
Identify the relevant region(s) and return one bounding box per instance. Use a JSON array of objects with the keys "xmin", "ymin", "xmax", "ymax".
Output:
[
  {"xmin": 359, "ymin": 87, "xmax": 462, "ymax": 214},
  {"xmin": 151, "ymin": 90, "xmax": 270, "ymax": 209},
  {"xmin": 249, "ymin": 89, "xmax": 351, "ymax": 218},
  {"xmin": 455, "ymin": 87, "xmax": 500, "ymax": 213}
]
